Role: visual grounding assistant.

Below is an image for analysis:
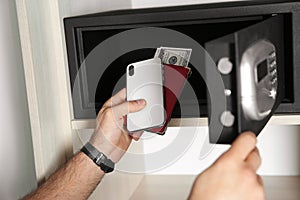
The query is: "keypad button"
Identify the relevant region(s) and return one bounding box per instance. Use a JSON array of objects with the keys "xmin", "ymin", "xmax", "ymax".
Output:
[
  {"xmin": 269, "ymin": 51, "xmax": 276, "ymax": 58},
  {"xmin": 270, "ymin": 60, "xmax": 277, "ymax": 69},
  {"xmin": 271, "ymin": 69, "xmax": 277, "ymax": 76},
  {"xmin": 271, "ymin": 77, "xmax": 277, "ymax": 86}
]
